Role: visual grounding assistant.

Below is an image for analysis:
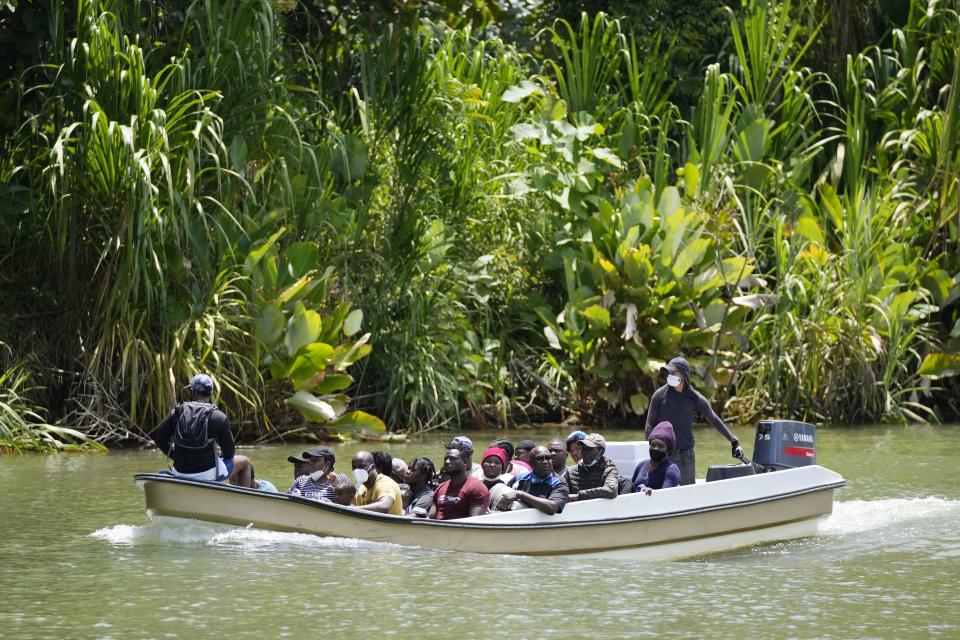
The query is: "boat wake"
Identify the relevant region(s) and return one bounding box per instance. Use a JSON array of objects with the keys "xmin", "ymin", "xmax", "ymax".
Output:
[
  {"xmin": 90, "ymin": 517, "xmax": 400, "ymax": 551},
  {"xmin": 818, "ymin": 496, "xmax": 960, "ymax": 536}
]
